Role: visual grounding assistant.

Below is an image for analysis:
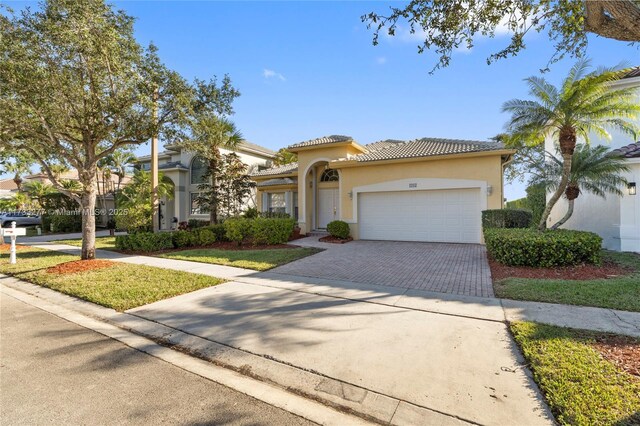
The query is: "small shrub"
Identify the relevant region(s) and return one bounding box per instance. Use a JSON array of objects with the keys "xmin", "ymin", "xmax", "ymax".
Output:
[
  {"xmin": 202, "ymin": 224, "xmax": 227, "ymax": 242},
  {"xmin": 194, "ymin": 228, "xmax": 216, "ymax": 246},
  {"xmin": 259, "ymin": 211, "xmax": 291, "ymax": 219},
  {"xmin": 49, "ymin": 212, "xmax": 83, "ymax": 232},
  {"xmin": 243, "ymin": 207, "xmax": 259, "ymax": 219},
  {"xmin": 172, "ymin": 230, "xmax": 196, "ymax": 248},
  {"xmin": 188, "ymin": 219, "xmax": 208, "ymax": 229},
  {"xmin": 327, "ymin": 220, "xmax": 350, "ymax": 239},
  {"xmin": 224, "ymin": 218, "xmax": 252, "ymax": 244},
  {"xmin": 482, "ymin": 209, "xmax": 532, "ymax": 229},
  {"xmin": 116, "ymin": 232, "xmax": 173, "ymax": 252},
  {"xmin": 484, "ymin": 228, "xmax": 602, "ymax": 267},
  {"xmin": 252, "ymin": 217, "xmax": 296, "ymax": 245}
]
